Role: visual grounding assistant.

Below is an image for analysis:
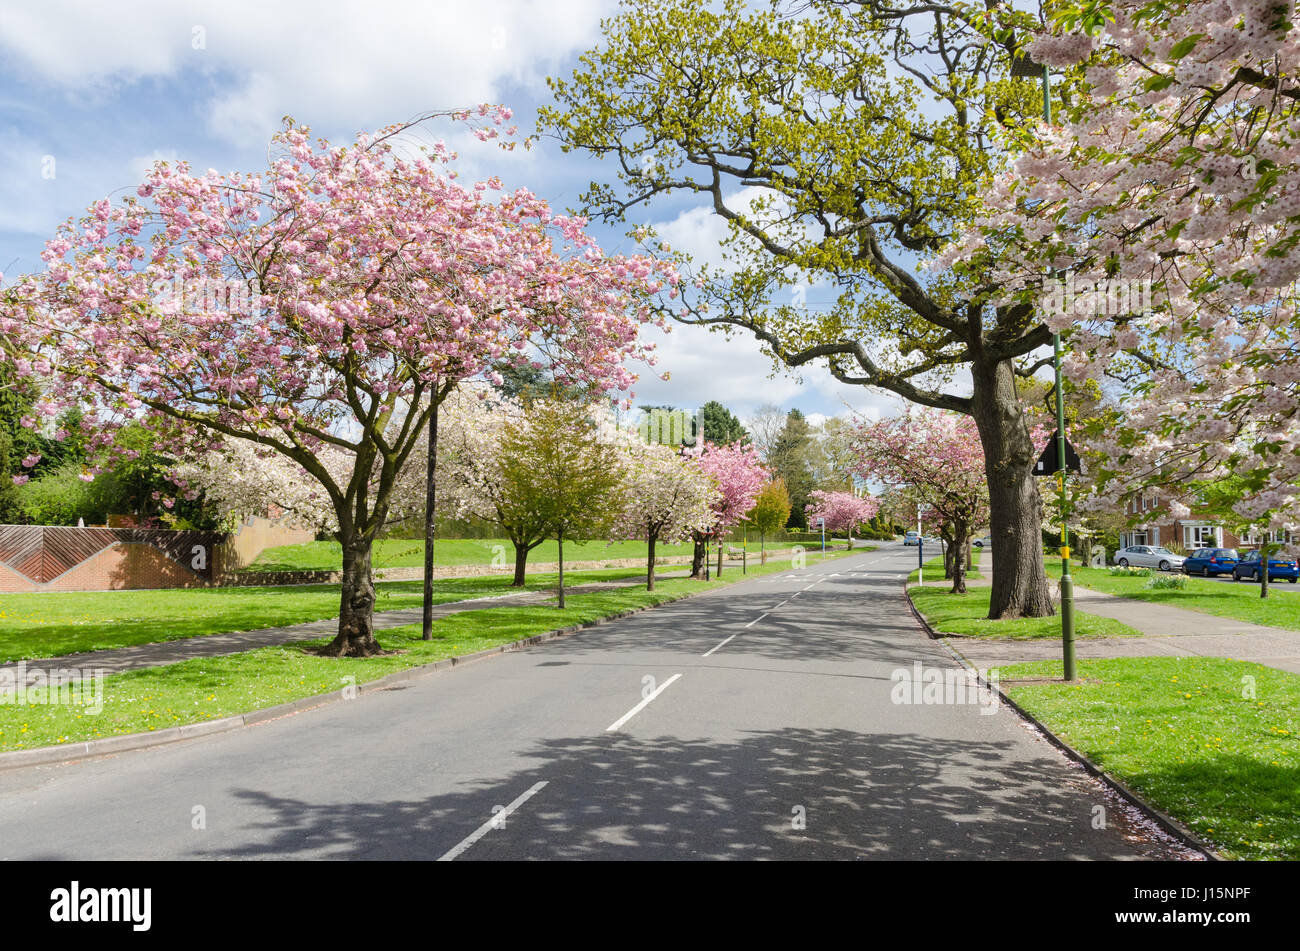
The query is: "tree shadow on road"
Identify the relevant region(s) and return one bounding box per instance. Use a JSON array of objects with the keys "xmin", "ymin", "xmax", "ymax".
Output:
[{"xmin": 201, "ymin": 725, "xmax": 1177, "ymax": 861}]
